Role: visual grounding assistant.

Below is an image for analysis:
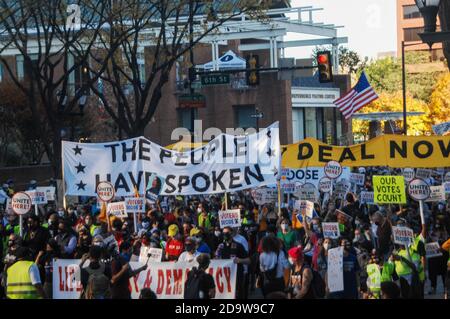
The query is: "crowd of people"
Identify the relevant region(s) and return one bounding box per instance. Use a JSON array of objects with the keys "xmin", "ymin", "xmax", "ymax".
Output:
[{"xmin": 0, "ymin": 166, "xmax": 449, "ymax": 300}]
